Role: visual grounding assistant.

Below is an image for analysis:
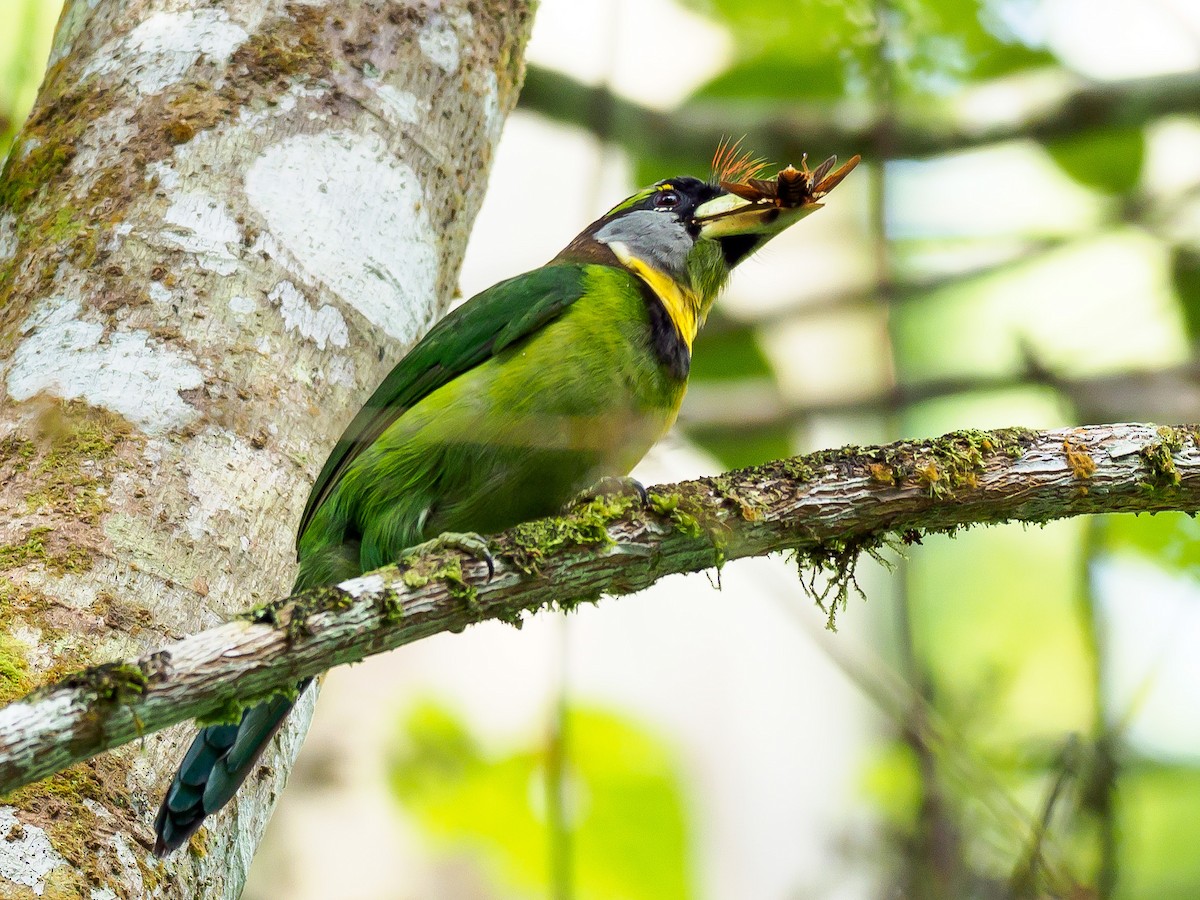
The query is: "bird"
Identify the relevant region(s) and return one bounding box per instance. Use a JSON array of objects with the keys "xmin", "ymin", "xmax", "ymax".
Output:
[{"xmin": 152, "ymin": 148, "xmax": 859, "ymax": 855}]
